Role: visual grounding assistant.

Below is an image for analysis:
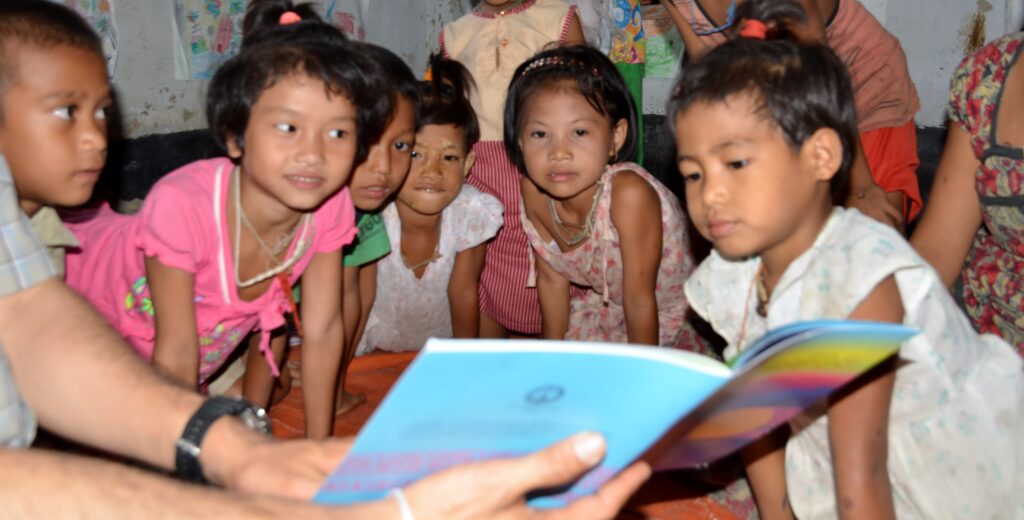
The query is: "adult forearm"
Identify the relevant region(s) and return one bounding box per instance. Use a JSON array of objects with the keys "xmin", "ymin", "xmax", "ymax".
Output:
[
  {"xmin": 623, "ymin": 298, "xmax": 659, "ymax": 345},
  {"xmin": 0, "ymin": 279, "xmax": 201, "ymax": 470},
  {"xmin": 0, "ymin": 448, "xmax": 392, "ymax": 519}
]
